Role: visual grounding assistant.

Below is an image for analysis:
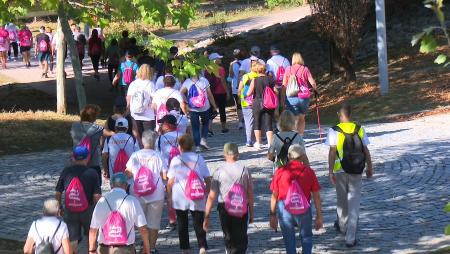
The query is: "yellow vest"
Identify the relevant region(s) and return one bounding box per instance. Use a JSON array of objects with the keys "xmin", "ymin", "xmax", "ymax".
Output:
[
  {"xmin": 333, "ymin": 122, "xmax": 365, "ymax": 173},
  {"xmin": 240, "ymin": 72, "xmax": 259, "ymax": 107}
]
